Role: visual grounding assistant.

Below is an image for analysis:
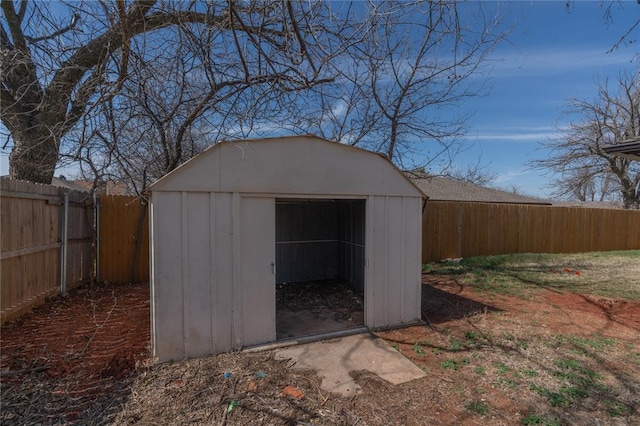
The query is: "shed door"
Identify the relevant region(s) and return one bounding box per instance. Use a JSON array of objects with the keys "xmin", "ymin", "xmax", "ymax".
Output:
[{"xmin": 239, "ymin": 197, "xmax": 276, "ymax": 347}]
